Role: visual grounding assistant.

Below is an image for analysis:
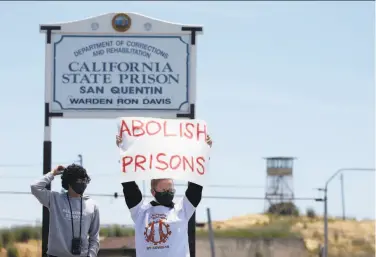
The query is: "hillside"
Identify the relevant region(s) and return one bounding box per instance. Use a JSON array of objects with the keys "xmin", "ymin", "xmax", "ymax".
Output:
[
  {"xmin": 197, "ymin": 214, "xmax": 375, "ymax": 257},
  {"xmin": 0, "ymin": 214, "xmax": 374, "ymax": 257}
]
